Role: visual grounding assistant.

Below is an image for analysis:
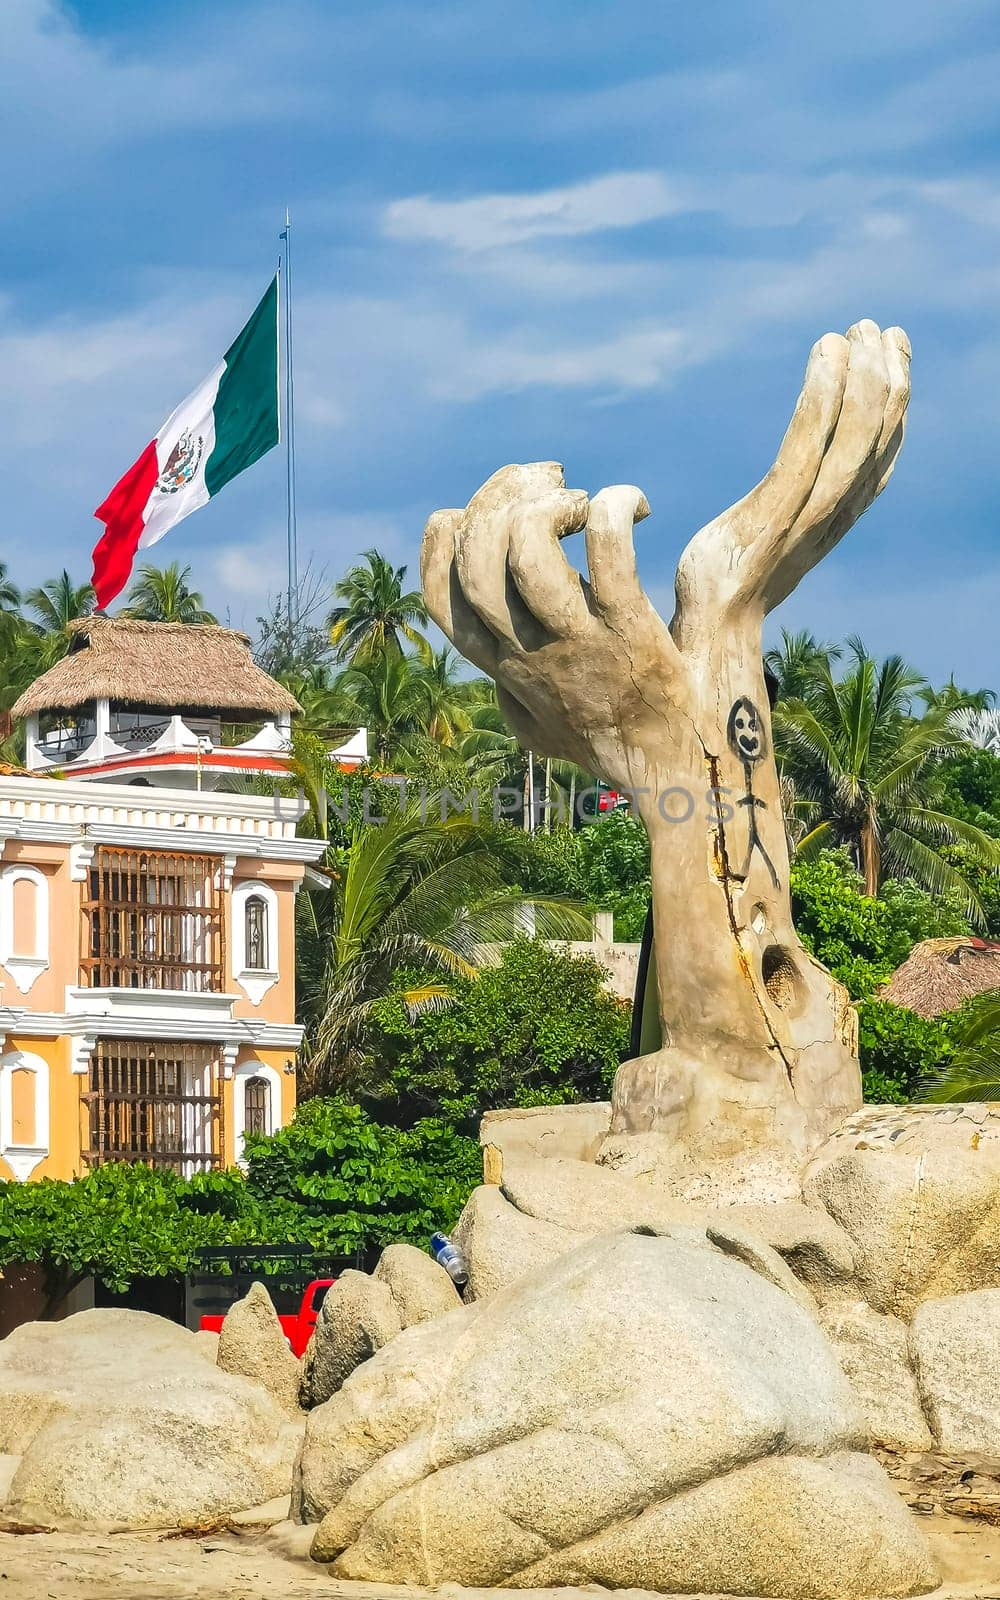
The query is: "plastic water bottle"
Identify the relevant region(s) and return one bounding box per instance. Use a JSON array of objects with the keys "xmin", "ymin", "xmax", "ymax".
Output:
[{"xmin": 430, "ymin": 1231, "xmax": 468, "ymax": 1287}]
